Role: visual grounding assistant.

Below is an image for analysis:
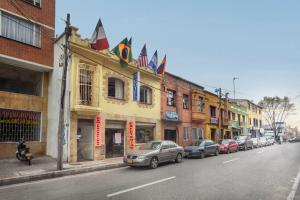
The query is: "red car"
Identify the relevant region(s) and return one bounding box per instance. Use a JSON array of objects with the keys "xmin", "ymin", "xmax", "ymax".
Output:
[{"xmin": 219, "ymin": 139, "xmax": 239, "ymax": 154}]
